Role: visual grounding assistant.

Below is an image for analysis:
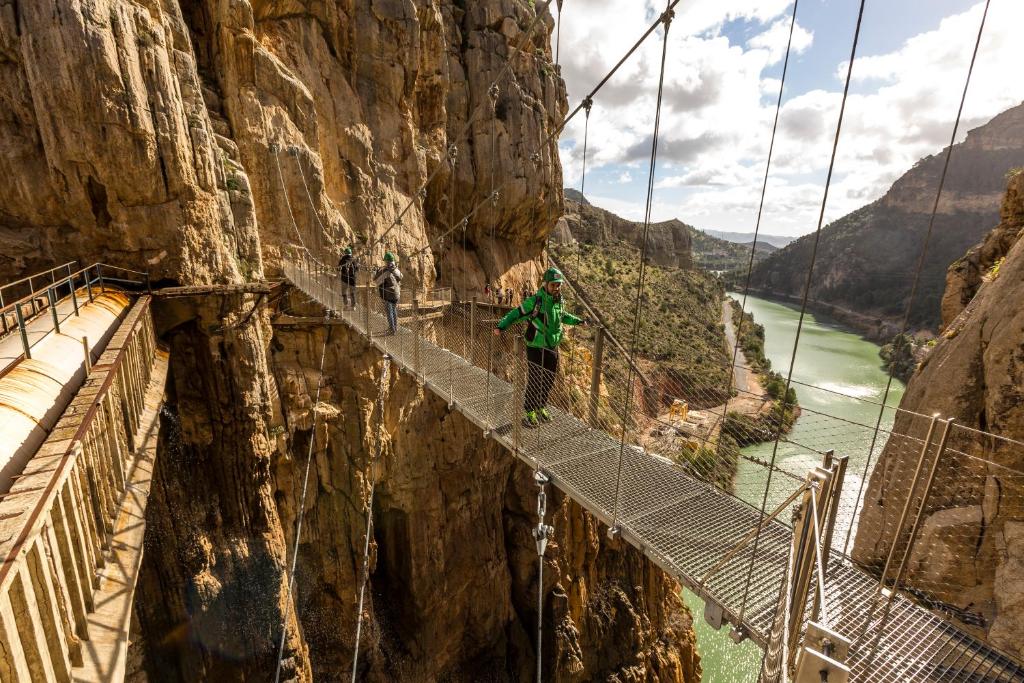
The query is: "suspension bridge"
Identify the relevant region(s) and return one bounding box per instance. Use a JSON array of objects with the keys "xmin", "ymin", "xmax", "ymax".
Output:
[{"xmin": 0, "ymin": 0, "xmax": 1021, "ymax": 680}]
